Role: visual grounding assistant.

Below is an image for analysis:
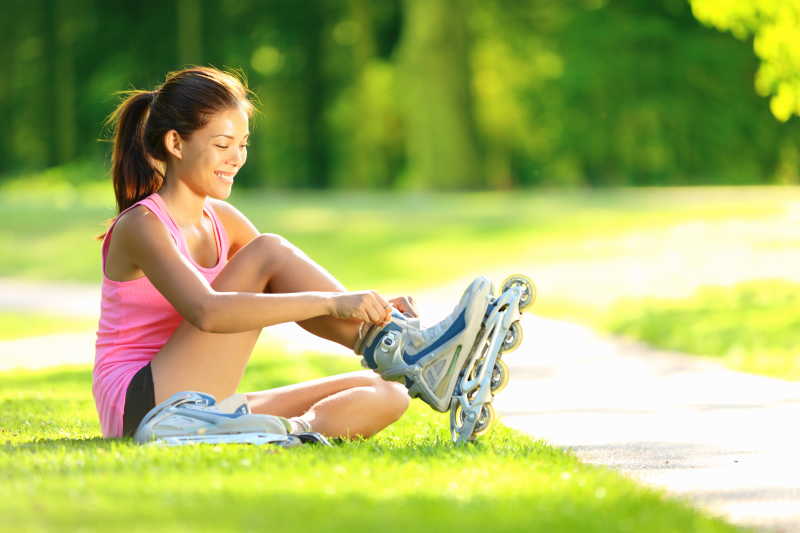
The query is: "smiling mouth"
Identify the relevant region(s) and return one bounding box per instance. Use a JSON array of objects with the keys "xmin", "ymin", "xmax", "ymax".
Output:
[{"xmin": 215, "ymin": 171, "xmax": 235, "ymax": 184}]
